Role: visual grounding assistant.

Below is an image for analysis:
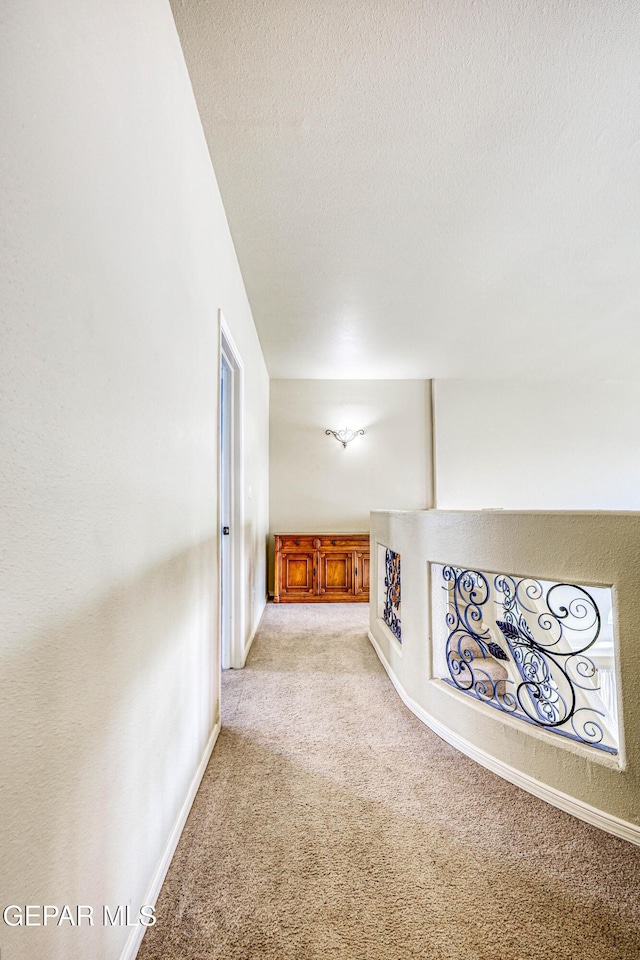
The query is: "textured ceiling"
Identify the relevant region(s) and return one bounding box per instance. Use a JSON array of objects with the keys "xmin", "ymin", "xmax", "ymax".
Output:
[{"xmin": 171, "ymin": 0, "xmax": 640, "ymax": 379}]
